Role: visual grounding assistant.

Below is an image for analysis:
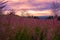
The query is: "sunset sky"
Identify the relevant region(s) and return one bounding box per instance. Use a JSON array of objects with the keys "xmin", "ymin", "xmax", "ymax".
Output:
[
  {"xmin": 3, "ymin": 0, "xmax": 58, "ymax": 10},
  {"xmin": 1, "ymin": 0, "xmax": 60, "ymax": 16}
]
